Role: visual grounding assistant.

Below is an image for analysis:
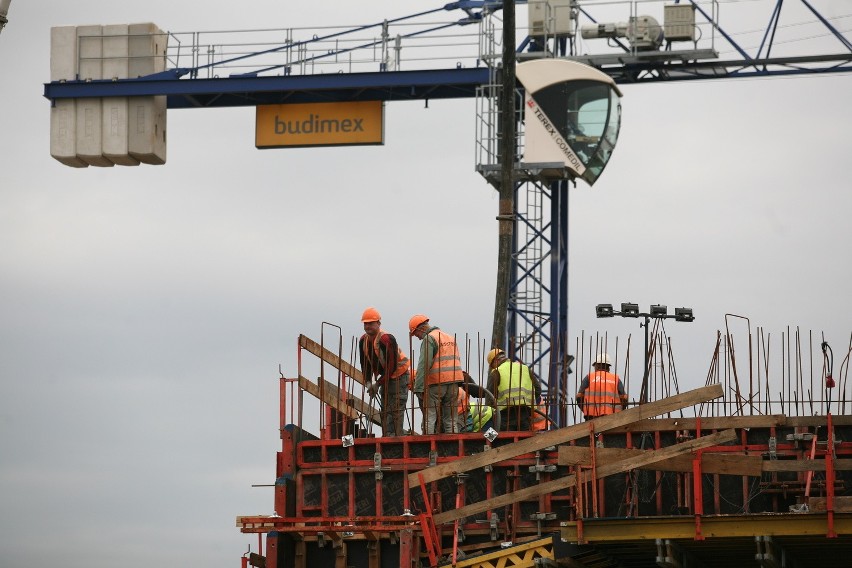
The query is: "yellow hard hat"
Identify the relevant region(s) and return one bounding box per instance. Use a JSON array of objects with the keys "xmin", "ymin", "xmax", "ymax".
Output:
[
  {"xmin": 408, "ymin": 314, "xmax": 429, "ymax": 335},
  {"xmin": 487, "ymin": 348, "xmax": 504, "ymax": 366},
  {"xmin": 361, "ymin": 307, "xmax": 381, "ymax": 323}
]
